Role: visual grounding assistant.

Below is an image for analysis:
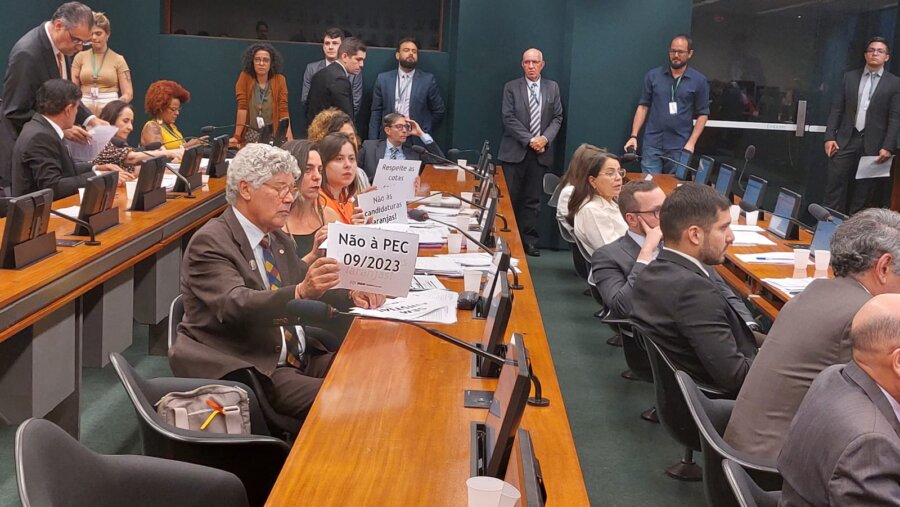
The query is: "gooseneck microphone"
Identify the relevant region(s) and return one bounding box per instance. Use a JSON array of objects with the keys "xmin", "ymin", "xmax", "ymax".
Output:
[
  {"xmin": 736, "ymin": 145, "xmax": 756, "ymax": 192},
  {"xmin": 200, "ymin": 123, "xmax": 257, "ymax": 135},
  {"xmin": 411, "ymin": 146, "xmax": 486, "ymax": 179},
  {"xmin": 49, "ymin": 210, "xmax": 99, "ymax": 246},
  {"xmin": 621, "ymin": 148, "xmax": 641, "ymax": 164},
  {"xmin": 808, "ymin": 203, "xmax": 834, "ymax": 223},
  {"xmin": 408, "ymin": 191, "xmax": 510, "ymax": 233},
  {"xmin": 162, "ymin": 164, "xmax": 196, "ymax": 199}
]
